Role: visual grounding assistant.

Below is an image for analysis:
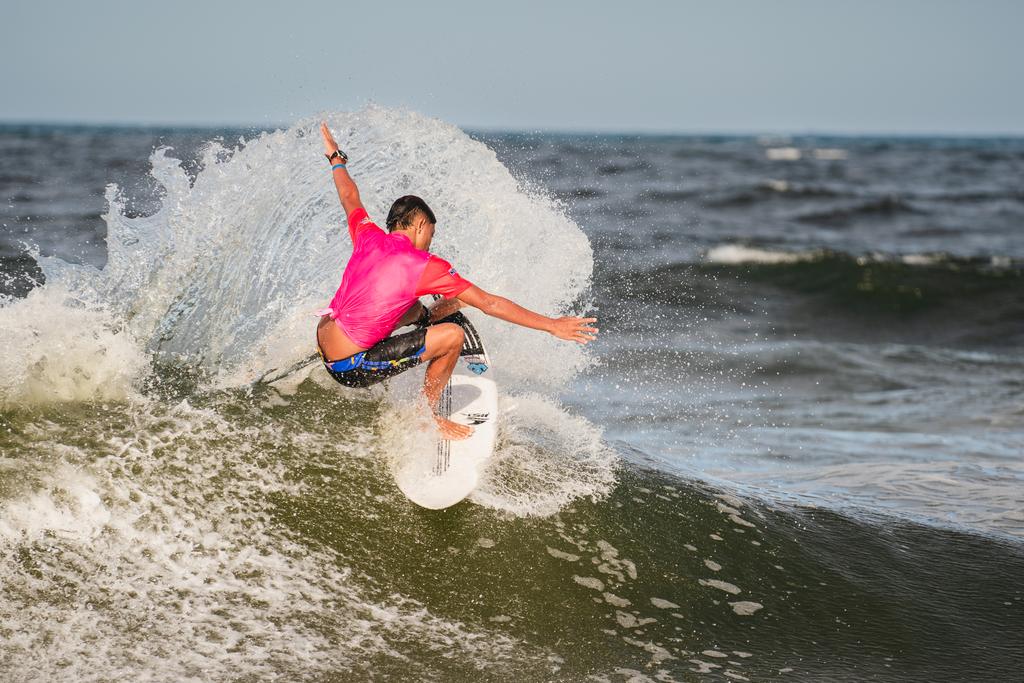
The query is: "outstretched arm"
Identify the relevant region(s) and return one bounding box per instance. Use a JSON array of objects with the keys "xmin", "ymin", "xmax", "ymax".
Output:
[
  {"xmin": 320, "ymin": 122, "xmax": 364, "ymax": 223},
  {"xmin": 456, "ymin": 285, "xmax": 598, "ymax": 344}
]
